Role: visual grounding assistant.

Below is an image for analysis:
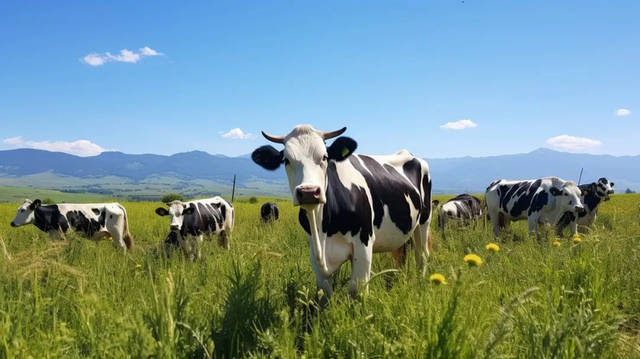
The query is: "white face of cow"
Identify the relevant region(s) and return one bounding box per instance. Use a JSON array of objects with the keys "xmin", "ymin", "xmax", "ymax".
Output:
[
  {"xmin": 10, "ymin": 199, "xmax": 41, "ymax": 227},
  {"xmin": 595, "ymin": 178, "xmax": 615, "ymax": 200},
  {"xmin": 252, "ymin": 125, "xmax": 358, "ymax": 207},
  {"xmin": 551, "ymin": 182, "xmax": 585, "ymax": 214},
  {"xmin": 155, "ymin": 201, "xmax": 195, "ymax": 231}
]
